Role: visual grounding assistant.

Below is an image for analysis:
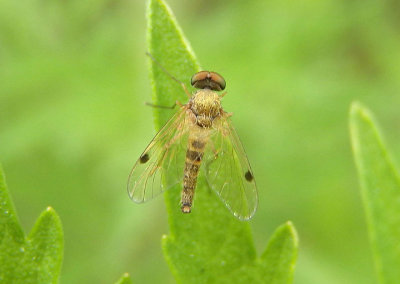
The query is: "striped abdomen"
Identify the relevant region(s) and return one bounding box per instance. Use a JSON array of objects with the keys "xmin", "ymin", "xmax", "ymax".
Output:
[{"xmin": 181, "ymin": 136, "xmax": 207, "ymax": 213}]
